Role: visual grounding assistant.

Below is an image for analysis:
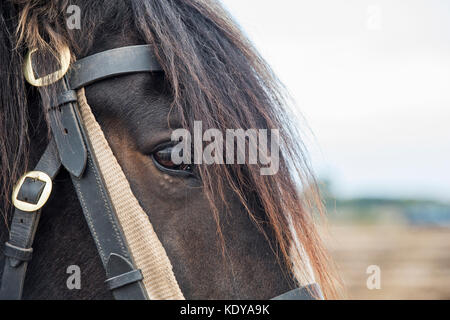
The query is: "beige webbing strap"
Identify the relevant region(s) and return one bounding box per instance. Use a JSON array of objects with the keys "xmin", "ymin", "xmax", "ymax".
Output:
[{"xmin": 76, "ymin": 88, "xmax": 184, "ymax": 300}]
